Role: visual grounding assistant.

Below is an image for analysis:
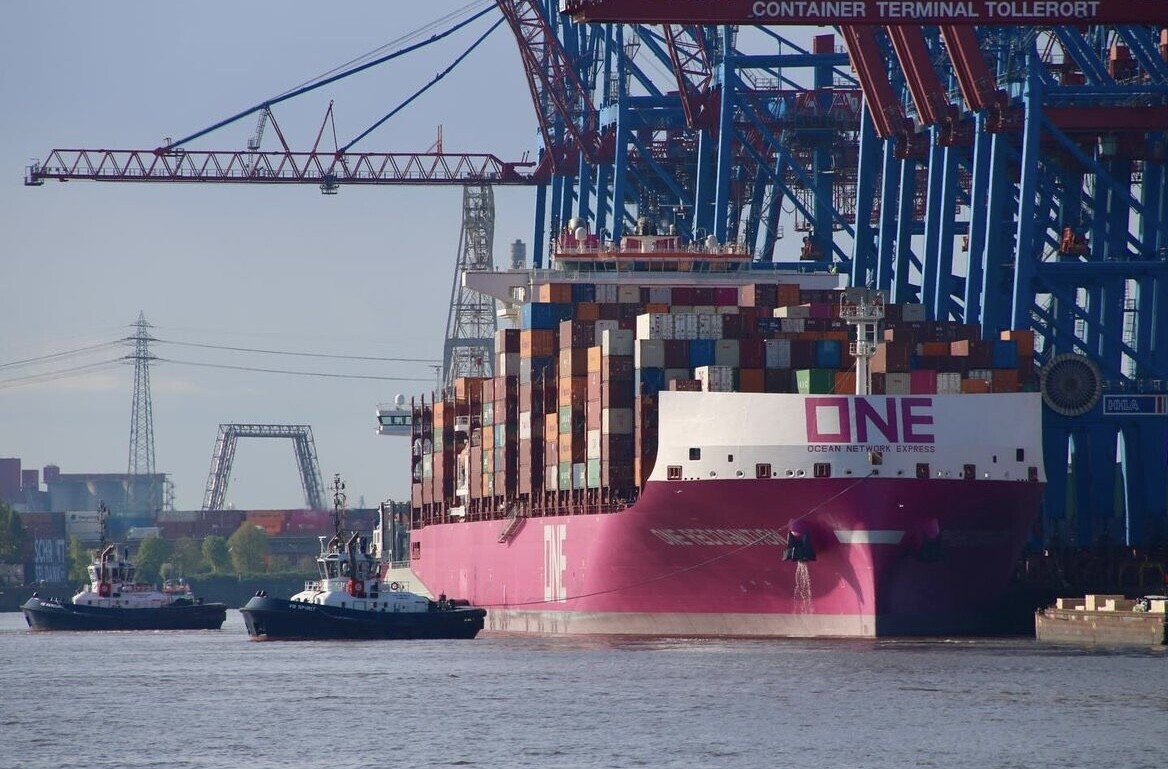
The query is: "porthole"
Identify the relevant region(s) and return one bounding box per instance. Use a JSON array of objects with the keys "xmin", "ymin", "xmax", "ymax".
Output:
[{"xmin": 795, "ymin": 469, "xmax": 806, "ymax": 477}]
